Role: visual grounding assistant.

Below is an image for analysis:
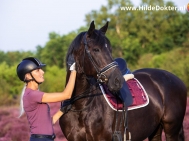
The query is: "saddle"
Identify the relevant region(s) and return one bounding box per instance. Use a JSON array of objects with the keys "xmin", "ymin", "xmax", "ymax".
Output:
[{"xmin": 100, "ymin": 75, "xmax": 149, "ymax": 111}]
